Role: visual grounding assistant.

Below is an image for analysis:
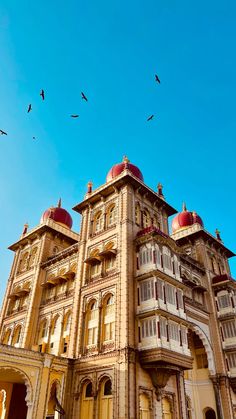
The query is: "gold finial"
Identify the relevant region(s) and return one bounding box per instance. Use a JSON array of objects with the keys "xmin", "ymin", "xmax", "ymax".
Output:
[
  {"xmin": 87, "ymin": 181, "xmax": 93, "ymax": 194},
  {"xmin": 57, "ymin": 198, "xmax": 62, "ymax": 208},
  {"xmin": 22, "ymin": 222, "xmax": 29, "ymax": 235},
  {"xmin": 157, "ymin": 182, "xmax": 164, "ymax": 197},
  {"xmin": 215, "ymin": 228, "xmax": 222, "ymax": 241},
  {"xmin": 123, "ymin": 155, "xmax": 130, "ymax": 164},
  {"xmin": 182, "ymin": 202, "xmax": 187, "ymax": 211}
]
